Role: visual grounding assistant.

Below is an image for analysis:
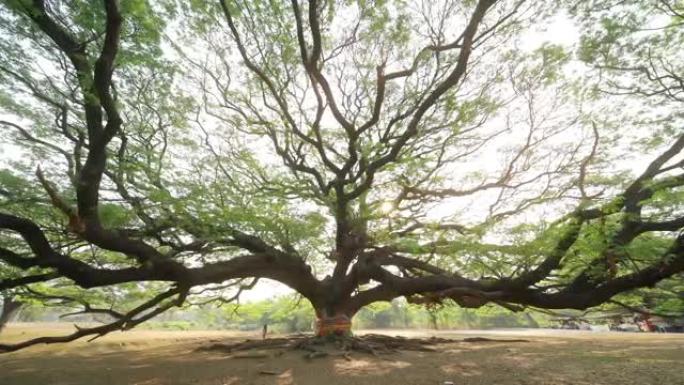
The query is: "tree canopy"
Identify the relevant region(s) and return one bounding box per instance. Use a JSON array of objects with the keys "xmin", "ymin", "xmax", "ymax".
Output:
[{"xmin": 0, "ymin": 0, "xmax": 682, "ymax": 351}]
